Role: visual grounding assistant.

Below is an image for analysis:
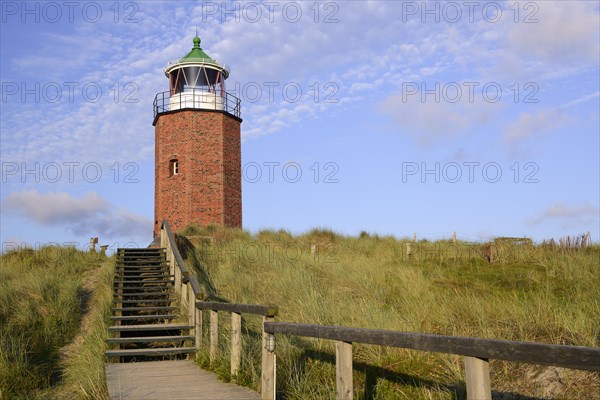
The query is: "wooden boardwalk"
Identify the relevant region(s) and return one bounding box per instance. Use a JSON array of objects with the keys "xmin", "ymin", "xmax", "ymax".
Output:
[{"xmin": 105, "ymin": 360, "xmax": 261, "ymax": 399}]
